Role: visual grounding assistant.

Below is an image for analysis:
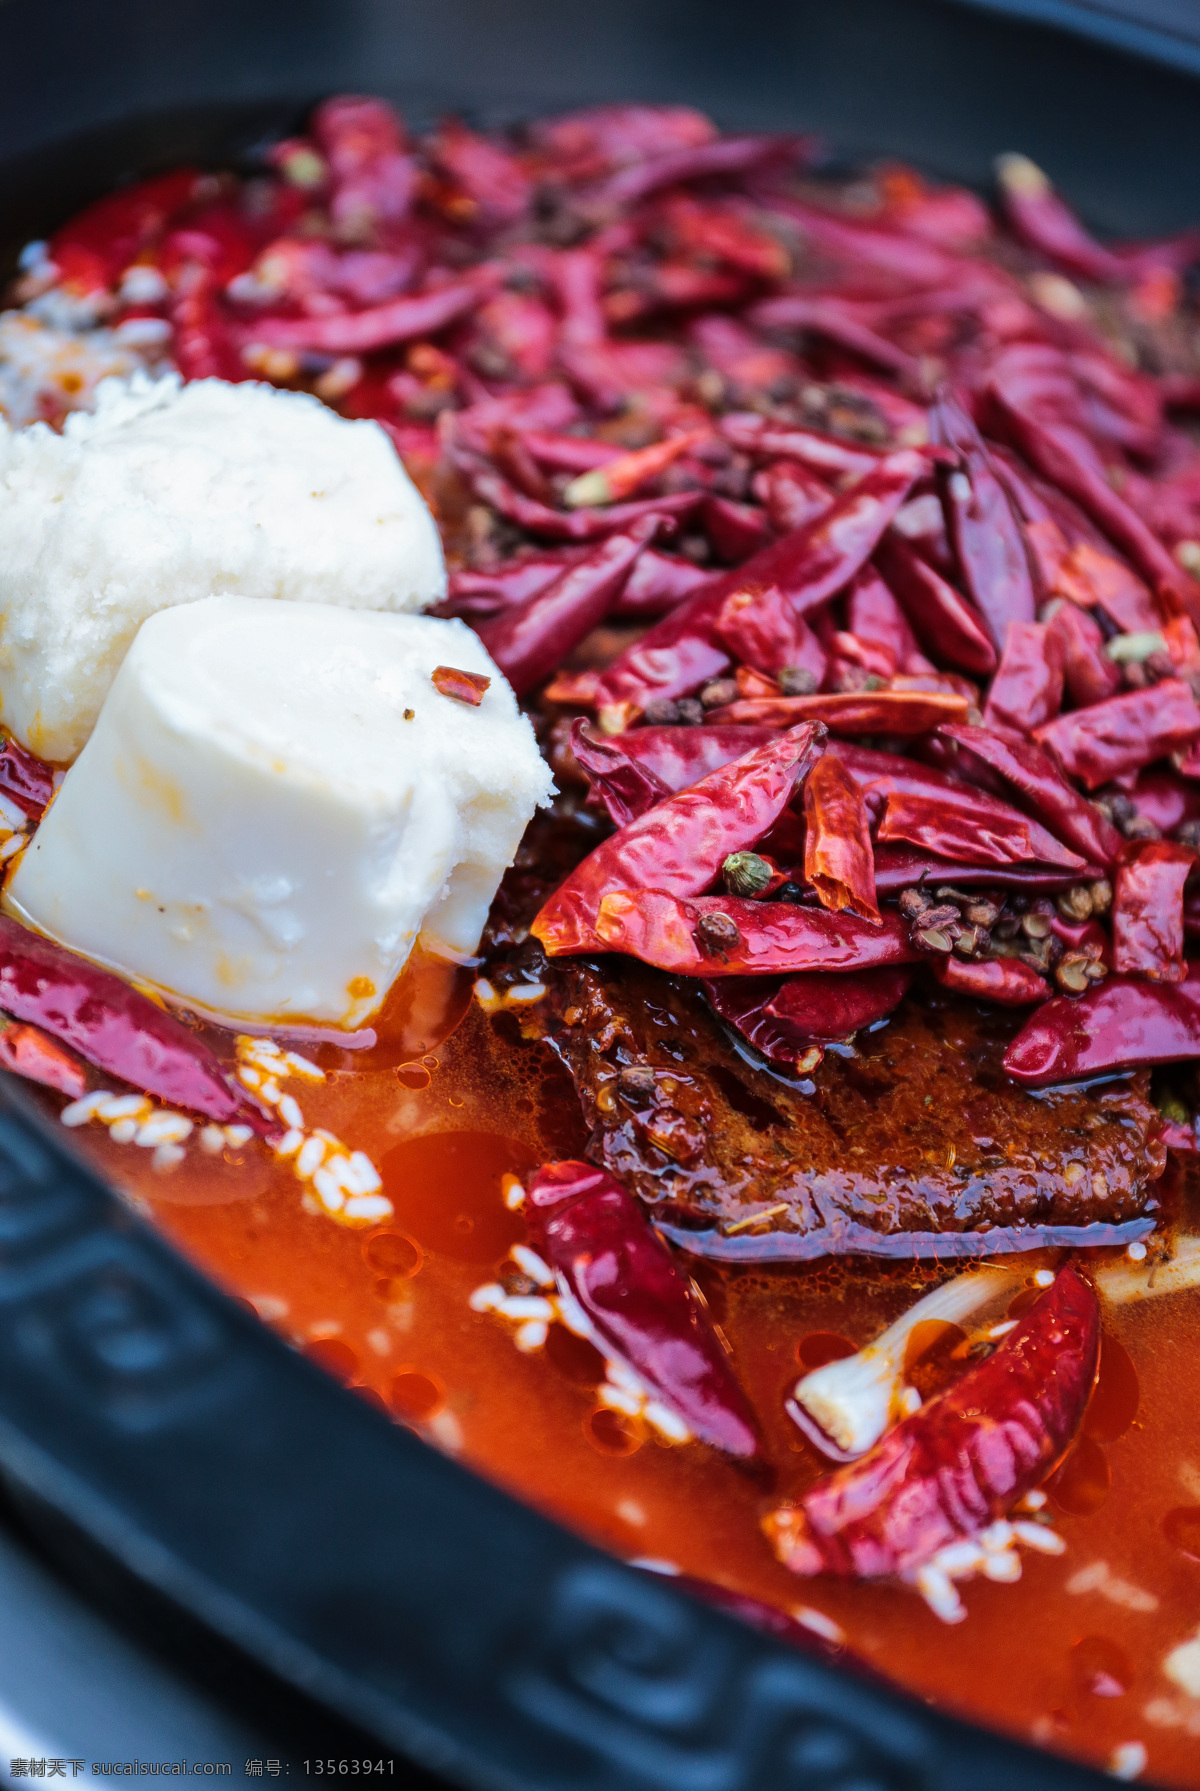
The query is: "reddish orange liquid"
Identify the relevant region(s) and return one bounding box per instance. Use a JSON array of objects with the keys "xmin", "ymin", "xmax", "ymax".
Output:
[{"xmin": 51, "ymin": 992, "xmax": 1200, "ymax": 1786}]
